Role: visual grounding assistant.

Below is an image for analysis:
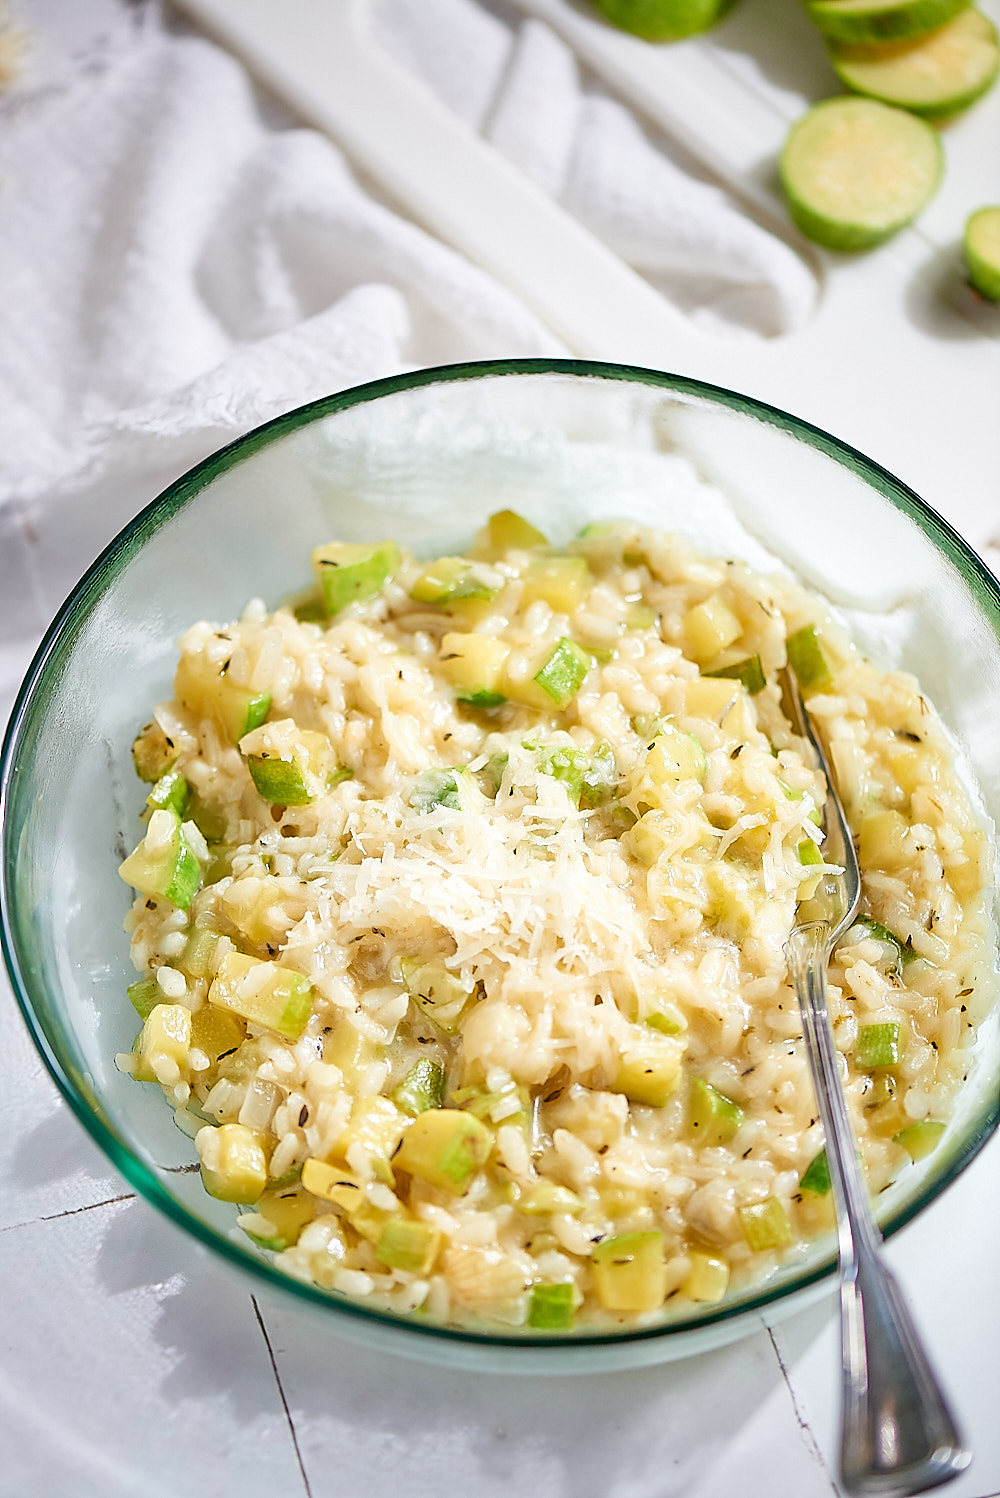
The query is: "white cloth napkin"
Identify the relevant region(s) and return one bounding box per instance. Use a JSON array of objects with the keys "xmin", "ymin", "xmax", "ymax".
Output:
[{"xmin": 0, "ymin": 0, "xmax": 816, "ymax": 514}]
